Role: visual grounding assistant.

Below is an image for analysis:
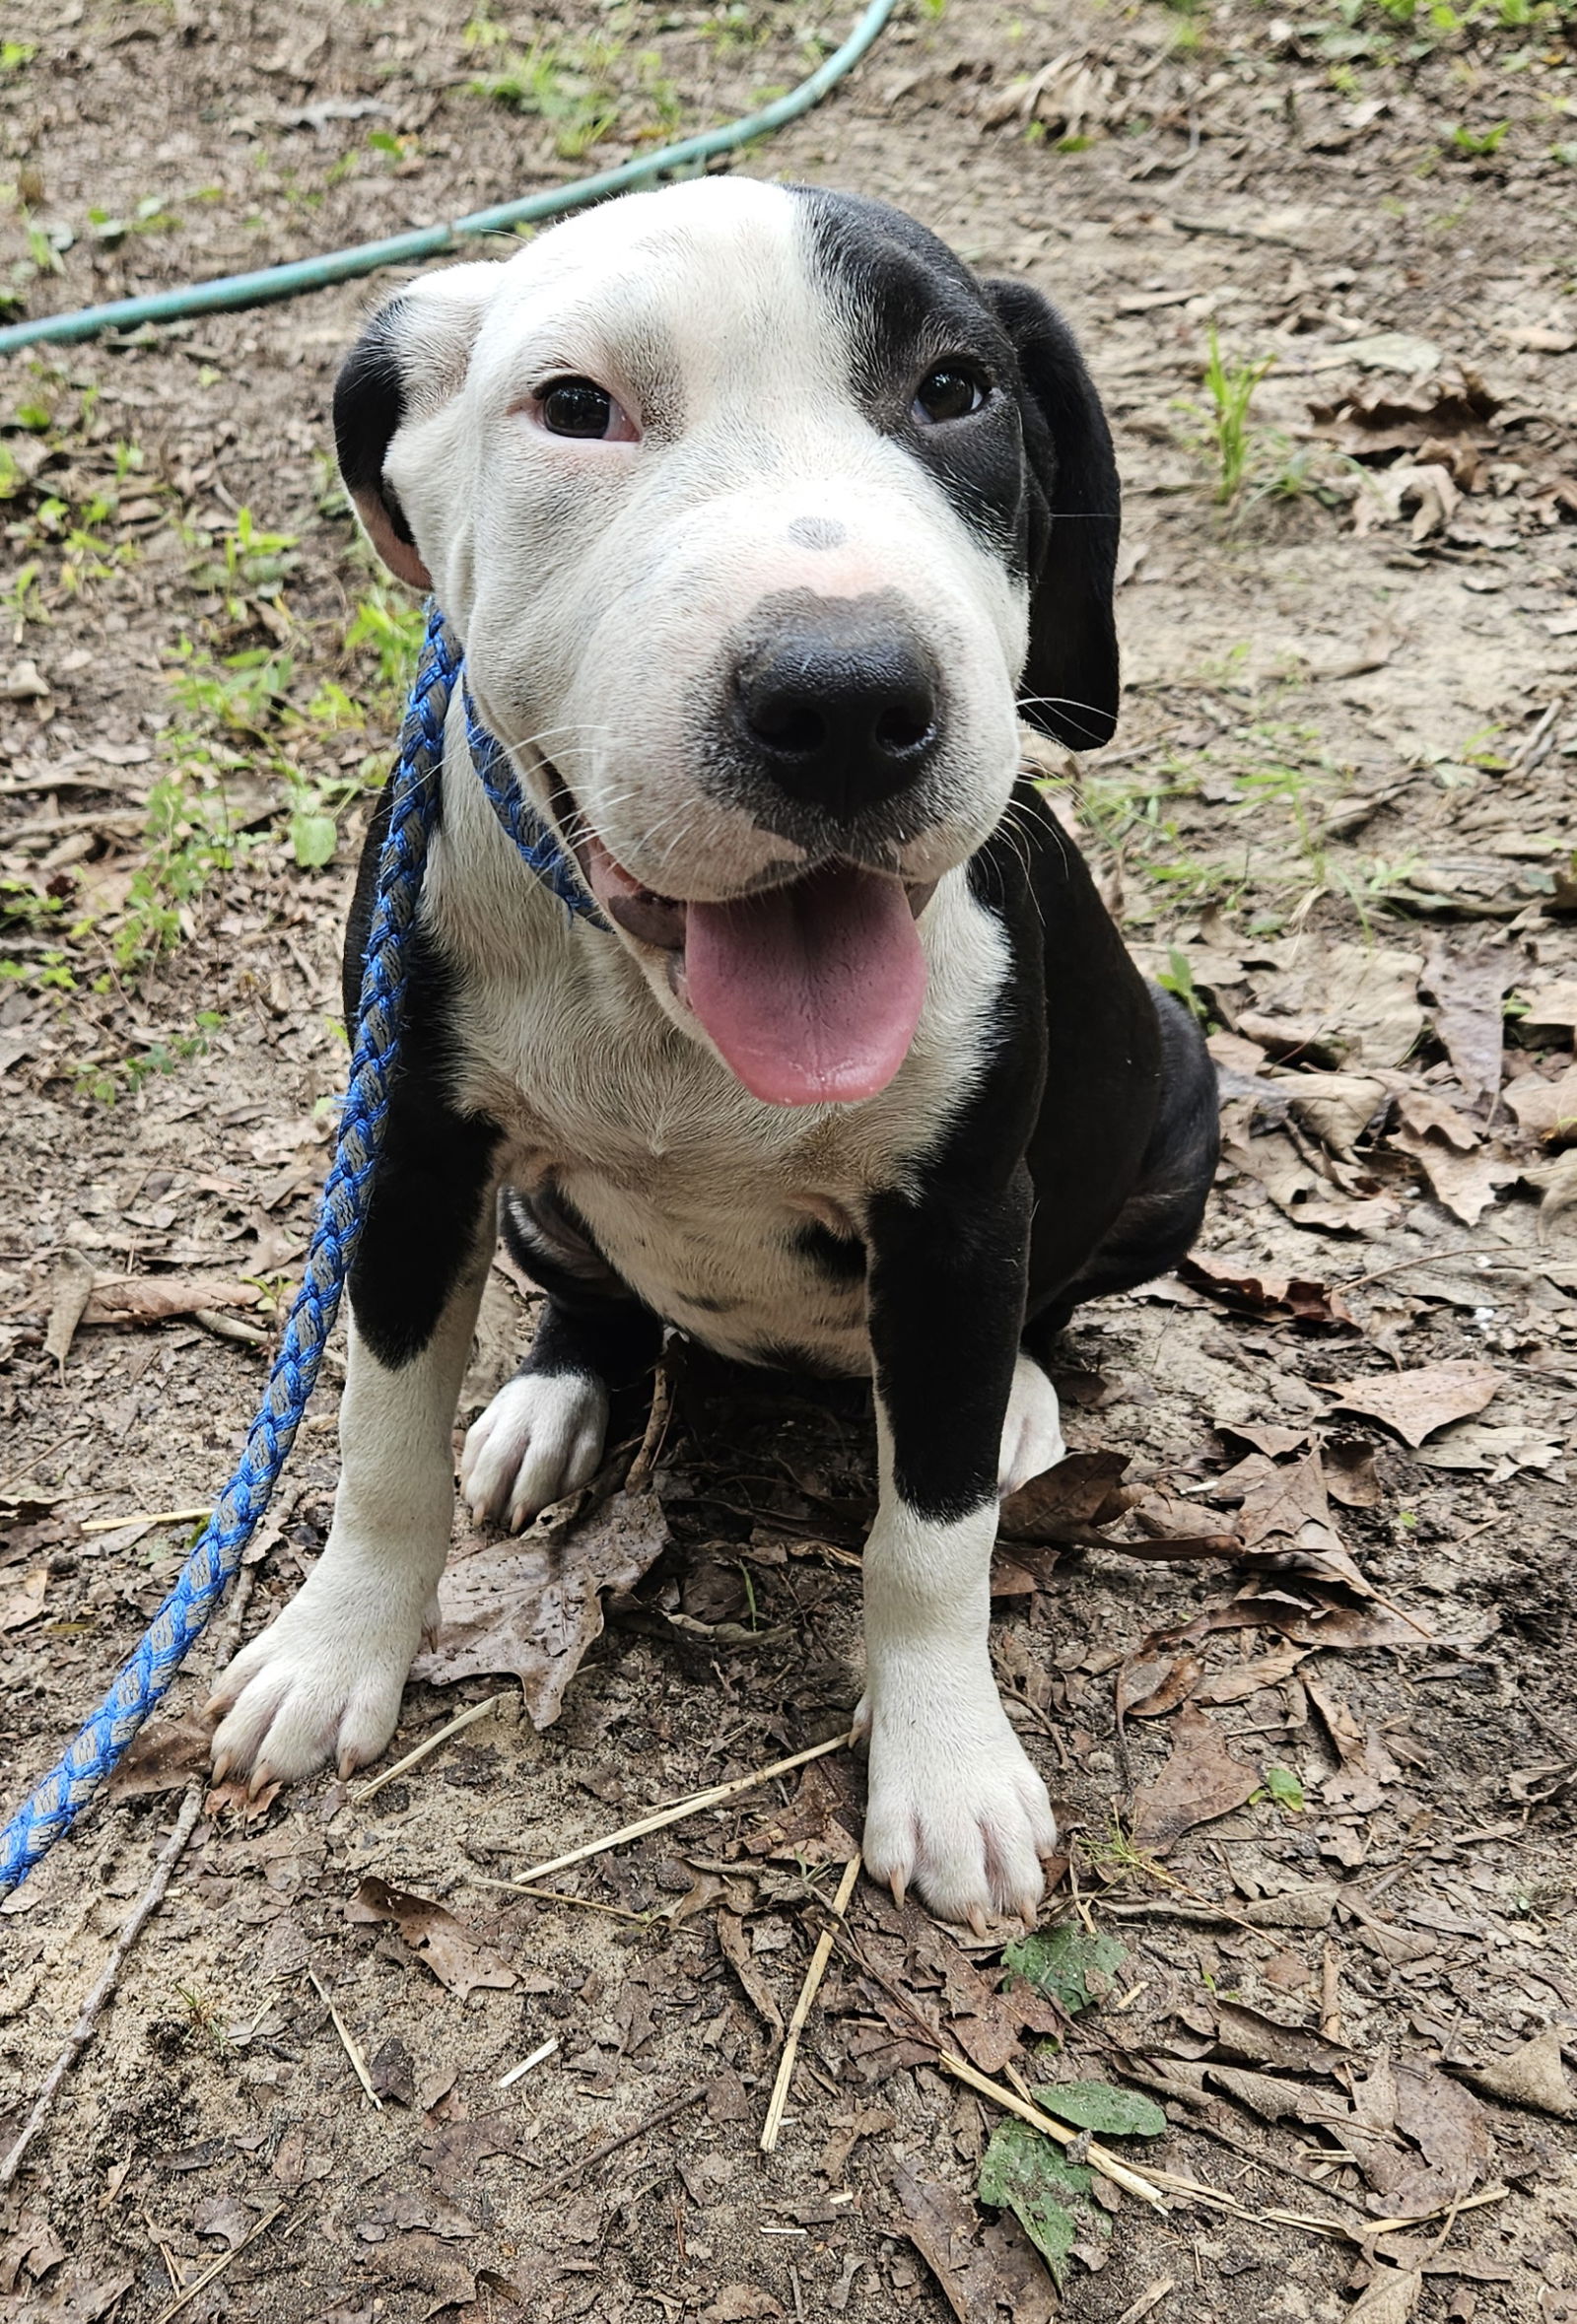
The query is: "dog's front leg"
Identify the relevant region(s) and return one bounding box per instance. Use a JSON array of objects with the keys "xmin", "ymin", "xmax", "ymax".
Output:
[
  {"xmin": 857, "ymin": 1162, "xmax": 1056, "ymax": 1930},
  {"xmin": 209, "ymin": 1109, "xmax": 498, "ymax": 1789}
]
